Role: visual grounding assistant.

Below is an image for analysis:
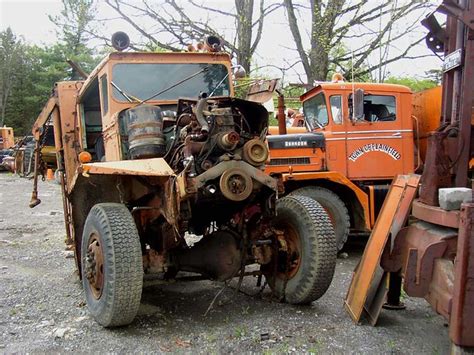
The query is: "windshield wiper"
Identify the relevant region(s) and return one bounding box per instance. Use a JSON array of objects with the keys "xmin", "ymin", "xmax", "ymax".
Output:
[
  {"xmin": 111, "ymin": 81, "xmax": 141, "ymax": 103},
  {"xmin": 209, "ymin": 73, "xmax": 229, "ymax": 97},
  {"xmin": 313, "ymin": 119, "xmax": 324, "ymax": 130},
  {"xmin": 137, "ymin": 66, "xmax": 210, "ymax": 106}
]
